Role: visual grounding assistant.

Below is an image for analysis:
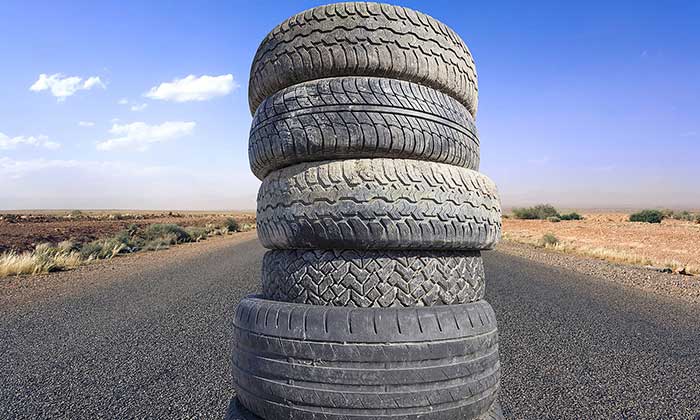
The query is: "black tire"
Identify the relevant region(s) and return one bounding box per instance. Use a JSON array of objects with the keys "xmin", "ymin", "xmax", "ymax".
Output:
[
  {"xmin": 248, "ymin": 2, "xmax": 478, "ymax": 117},
  {"xmin": 232, "ymin": 296, "xmax": 500, "ymax": 420},
  {"xmin": 226, "ymin": 397, "xmax": 505, "ymax": 420},
  {"xmin": 262, "ymin": 249, "xmax": 485, "ymax": 307},
  {"xmin": 249, "ymin": 77, "xmax": 479, "ymax": 180},
  {"xmin": 257, "ymin": 158, "xmax": 502, "ymax": 251}
]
